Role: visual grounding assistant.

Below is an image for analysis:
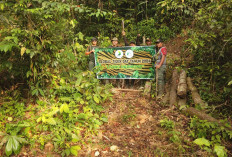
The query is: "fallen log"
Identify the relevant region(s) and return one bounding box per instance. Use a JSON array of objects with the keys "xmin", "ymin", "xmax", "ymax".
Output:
[
  {"xmin": 183, "ymin": 107, "xmax": 232, "ymax": 131},
  {"xmin": 186, "ymin": 77, "xmax": 207, "ymax": 108},
  {"xmin": 177, "ymin": 70, "xmax": 187, "ymax": 98},
  {"xmin": 169, "ymin": 69, "xmax": 178, "ymax": 105},
  {"xmin": 111, "ymin": 88, "xmax": 143, "ymax": 94}
]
